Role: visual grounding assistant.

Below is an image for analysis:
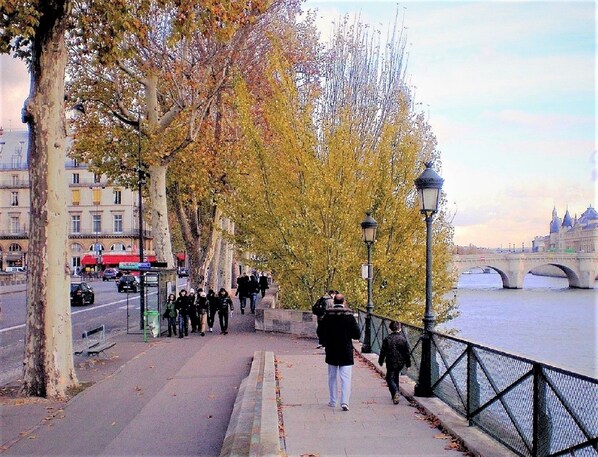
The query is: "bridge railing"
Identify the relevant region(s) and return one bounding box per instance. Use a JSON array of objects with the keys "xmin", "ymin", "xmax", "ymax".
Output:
[{"xmin": 358, "ymin": 310, "xmax": 598, "ymax": 457}]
